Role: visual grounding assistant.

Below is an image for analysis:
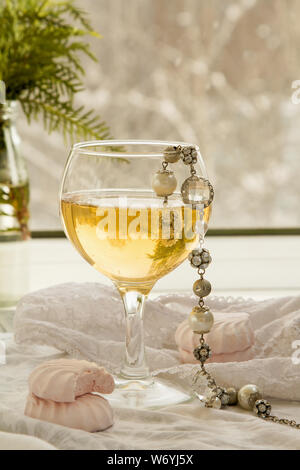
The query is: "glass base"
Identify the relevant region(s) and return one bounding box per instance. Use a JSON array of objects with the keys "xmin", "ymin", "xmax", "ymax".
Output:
[{"xmin": 106, "ymin": 376, "xmax": 194, "ymax": 409}]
